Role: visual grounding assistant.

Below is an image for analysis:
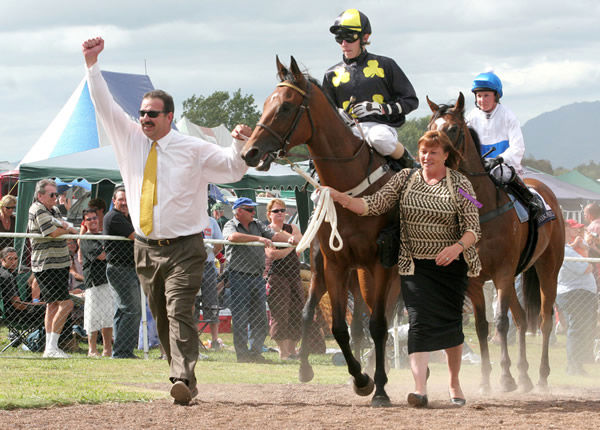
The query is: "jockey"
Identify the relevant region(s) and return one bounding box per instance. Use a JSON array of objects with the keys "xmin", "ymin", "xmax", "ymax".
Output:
[
  {"xmin": 322, "ymin": 8, "xmax": 419, "ymax": 170},
  {"xmin": 466, "ymin": 71, "xmax": 544, "ymax": 217}
]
